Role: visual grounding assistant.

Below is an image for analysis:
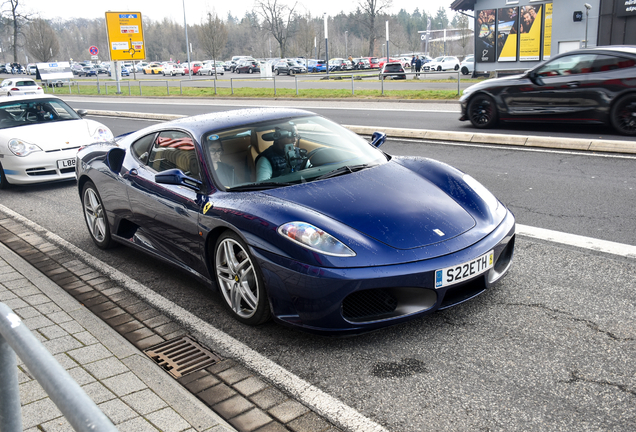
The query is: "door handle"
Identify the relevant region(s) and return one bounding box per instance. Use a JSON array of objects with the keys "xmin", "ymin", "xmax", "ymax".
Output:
[
  {"xmin": 566, "ymin": 81, "xmax": 580, "ymax": 88},
  {"xmin": 129, "ymin": 168, "xmax": 138, "ymax": 176}
]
